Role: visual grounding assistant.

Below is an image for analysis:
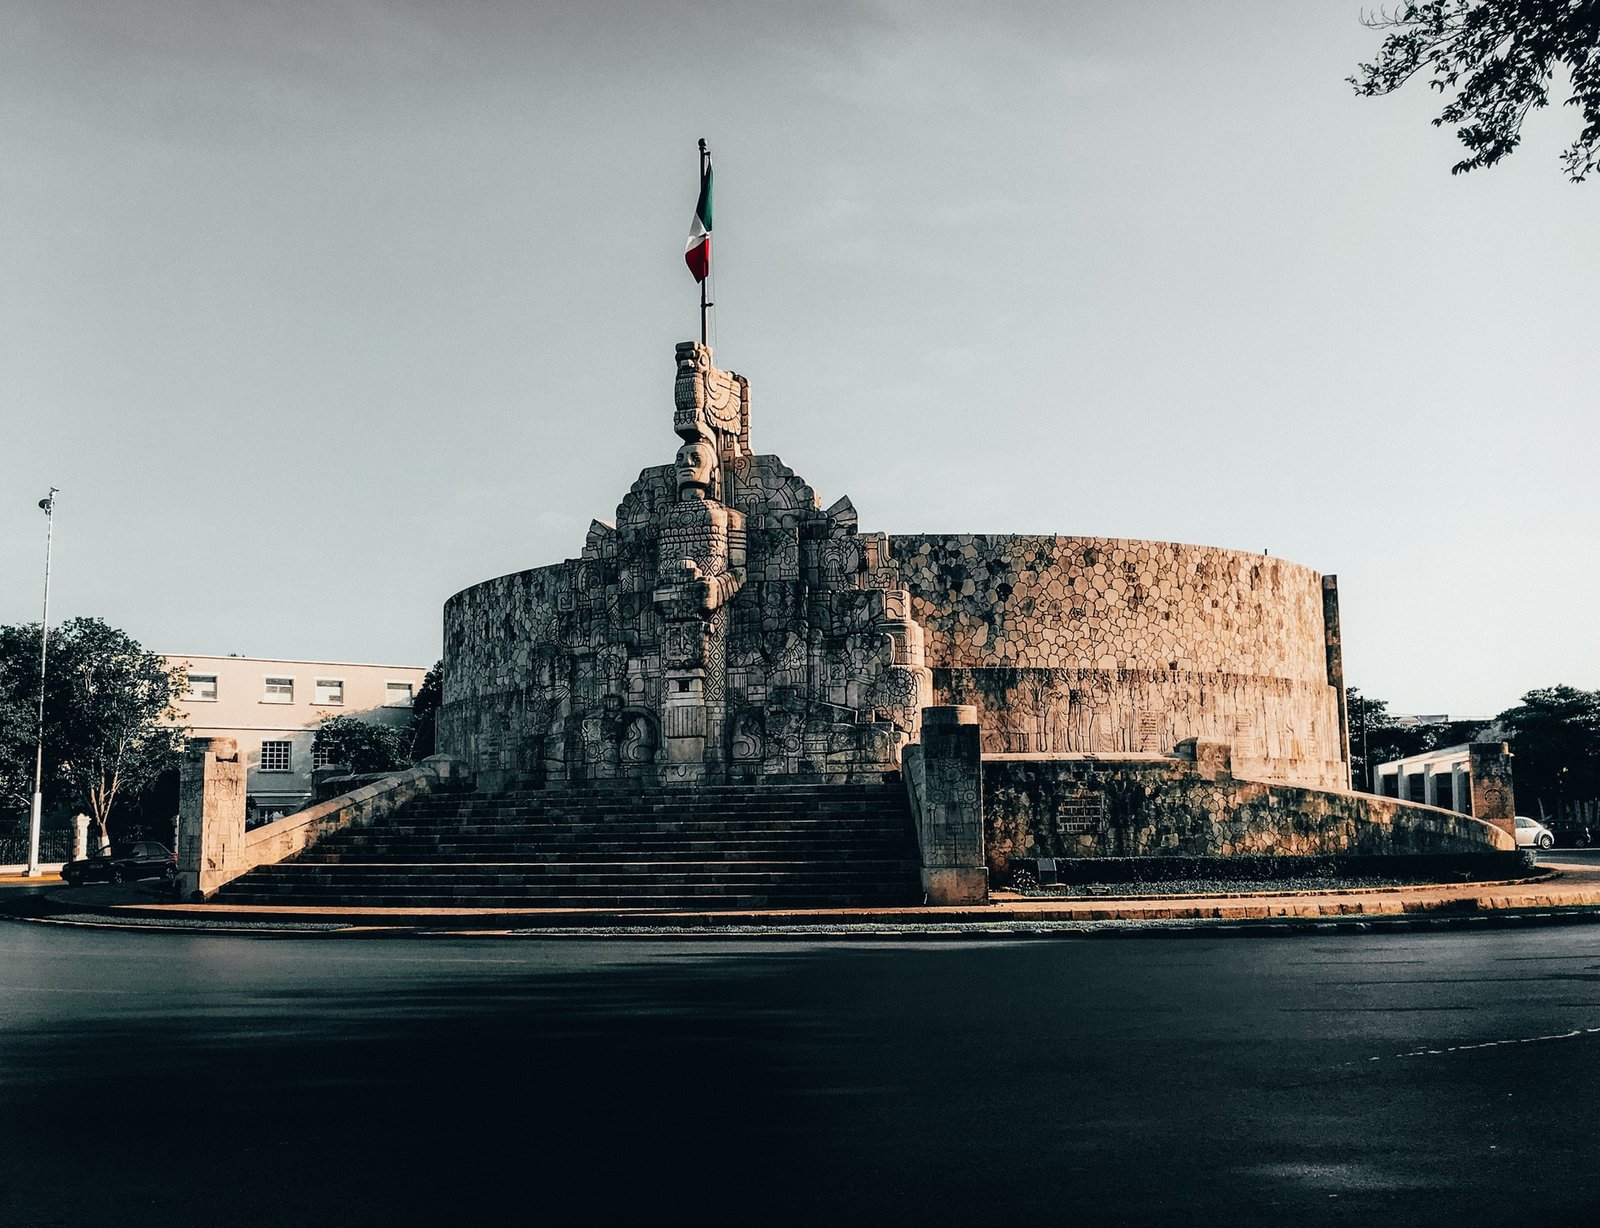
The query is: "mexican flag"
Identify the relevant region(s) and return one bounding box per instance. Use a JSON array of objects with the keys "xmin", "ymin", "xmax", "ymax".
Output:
[{"xmin": 685, "ymin": 157, "xmax": 713, "ymax": 283}]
